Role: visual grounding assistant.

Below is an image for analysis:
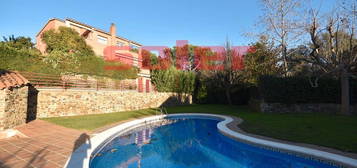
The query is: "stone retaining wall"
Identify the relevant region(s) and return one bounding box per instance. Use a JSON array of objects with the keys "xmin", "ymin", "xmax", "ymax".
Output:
[
  {"xmin": 32, "ymin": 89, "xmax": 191, "ymax": 118},
  {"xmin": 61, "ymin": 74, "xmax": 137, "ymax": 90},
  {"xmin": 250, "ymin": 99, "xmax": 357, "ymax": 114},
  {"xmin": 0, "ymin": 91, "xmax": 5, "ymax": 119},
  {"xmin": 0, "ymin": 87, "xmax": 28, "ymax": 130}
]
